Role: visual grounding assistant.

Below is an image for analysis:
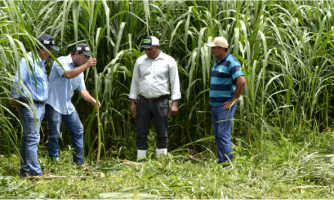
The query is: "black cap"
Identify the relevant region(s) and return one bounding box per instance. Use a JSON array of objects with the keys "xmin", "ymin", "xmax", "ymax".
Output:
[
  {"xmin": 37, "ymin": 34, "xmax": 59, "ymax": 51},
  {"xmin": 140, "ymin": 36, "xmax": 159, "ymax": 49},
  {"xmin": 73, "ymin": 43, "xmax": 91, "ymax": 57}
]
